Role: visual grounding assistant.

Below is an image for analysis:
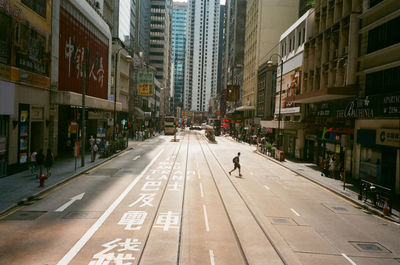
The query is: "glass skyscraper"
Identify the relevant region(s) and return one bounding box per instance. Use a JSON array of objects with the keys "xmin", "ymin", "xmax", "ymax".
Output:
[{"xmin": 171, "ymin": 2, "xmax": 187, "ymax": 108}]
